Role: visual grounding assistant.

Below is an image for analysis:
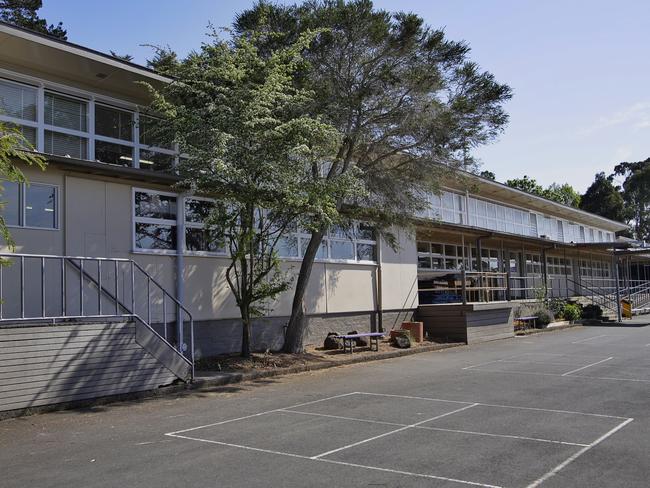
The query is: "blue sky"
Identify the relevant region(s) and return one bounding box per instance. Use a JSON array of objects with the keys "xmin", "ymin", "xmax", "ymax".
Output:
[{"xmin": 40, "ymin": 0, "xmax": 650, "ymax": 192}]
